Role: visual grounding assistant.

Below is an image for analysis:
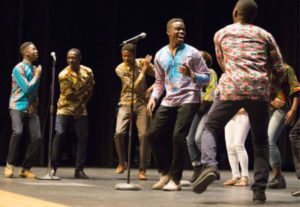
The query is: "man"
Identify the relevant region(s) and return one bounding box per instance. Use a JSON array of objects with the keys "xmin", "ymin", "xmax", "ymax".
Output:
[
  {"xmin": 146, "ymin": 18, "xmax": 210, "ymax": 191},
  {"xmin": 5, "ymin": 42, "xmax": 42, "ymax": 178},
  {"xmin": 50, "ymin": 48, "xmax": 94, "ymax": 179},
  {"xmin": 114, "ymin": 43, "xmax": 155, "ymax": 180},
  {"xmin": 192, "ymin": 0, "xmax": 285, "ymax": 204}
]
